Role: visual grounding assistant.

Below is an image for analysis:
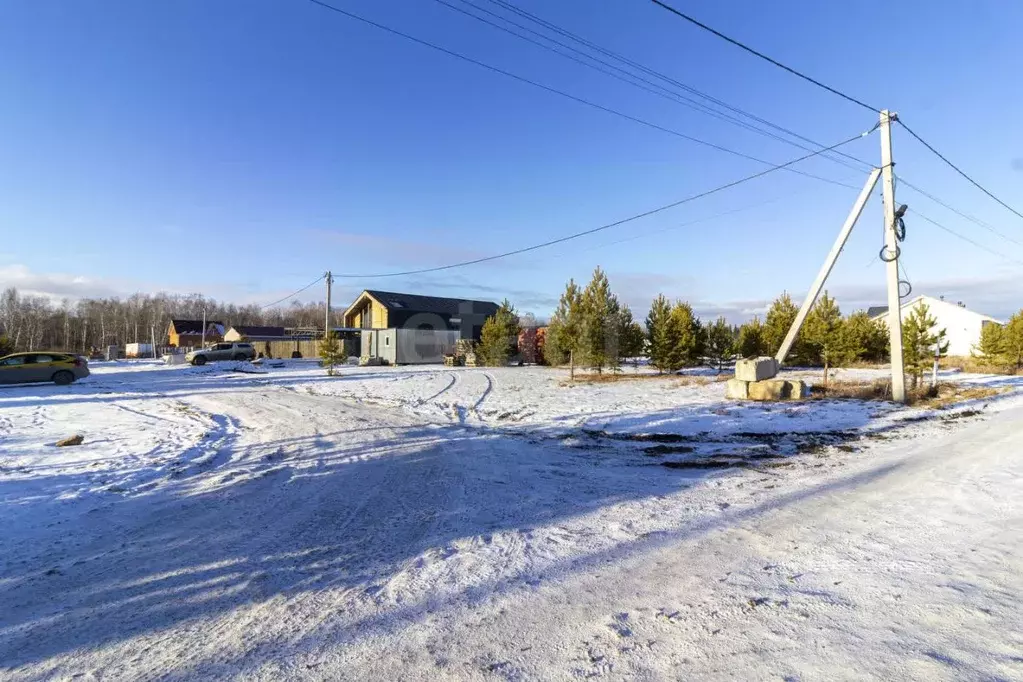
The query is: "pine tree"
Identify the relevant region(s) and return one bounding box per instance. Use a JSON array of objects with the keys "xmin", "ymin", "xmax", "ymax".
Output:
[
  {"xmin": 704, "ymin": 316, "xmax": 736, "ymax": 371},
  {"xmin": 802, "ymin": 293, "xmax": 856, "ymax": 385},
  {"xmin": 1002, "ymin": 311, "xmax": 1023, "ymax": 371},
  {"xmin": 645, "ymin": 294, "xmax": 673, "ymax": 373},
  {"xmin": 617, "ymin": 305, "xmax": 645, "ymax": 367},
  {"xmin": 478, "ymin": 299, "xmax": 520, "ymax": 366},
  {"xmin": 0, "ymin": 334, "xmax": 13, "ymax": 357},
  {"xmin": 973, "ymin": 321, "xmax": 1007, "ymax": 368},
  {"xmin": 318, "ymin": 331, "xmax": 344, "ymax": 376},
  {"xmin": 901, "ymin": 302, "xmax": 949, "ymax": 388},
  {"xmin": 764, "ymin": 293, "xmax": 800, "ymax": 361},
  {"xmin": 736, "ymin": 317, "xmax": 768, "ymax": 358},
  {"xmin": 578, "ymin": 267, "xmax": 620, "ymax": 372},
  {"xmin": 543, "ymin": 280, "xmax": 582, "ymax": 368},
  {"xmin": 844, "ymin": 311, "xmax": 889, "ymax": 363},
  {"xmin": 662, "ymin": 301, "xmax": 702, "ymax": 372}
]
